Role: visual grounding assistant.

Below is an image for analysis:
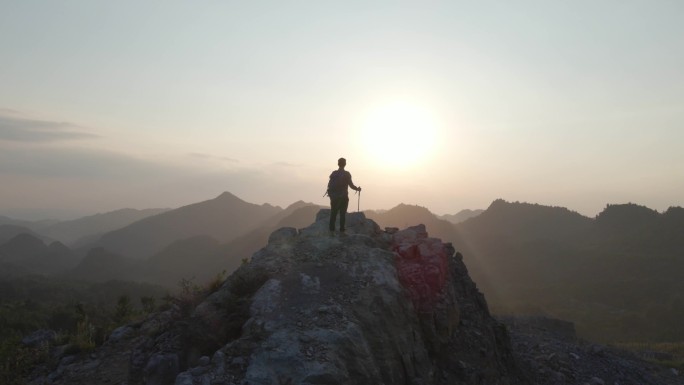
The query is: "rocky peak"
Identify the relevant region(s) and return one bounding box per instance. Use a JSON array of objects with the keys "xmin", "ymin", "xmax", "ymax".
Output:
[
  {"xmin": 595, "ymin": 203, "xmax": 660, "ymax": 228},
  {"xmin": 4, "ymin": 232, "xmax": 46, "ymax": 249},
  {"xmin": 0, "ymin": 233, "xmax": 47, "ymax": 260},
  {"xmin": 41, "ymin": 210, "xmax": 526, "ymax": 385}
]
